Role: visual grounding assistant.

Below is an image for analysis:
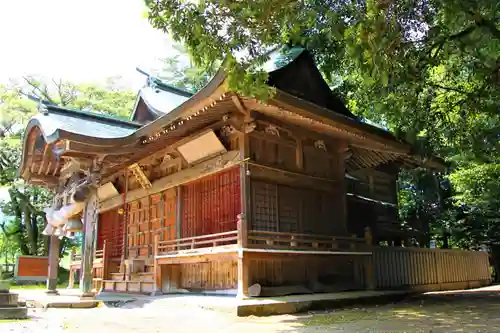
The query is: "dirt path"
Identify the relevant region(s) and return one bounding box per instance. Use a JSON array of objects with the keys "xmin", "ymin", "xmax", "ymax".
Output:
[{"xmin": 3, "ymin": 287, "xmax": 500, "ymax": 332}]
